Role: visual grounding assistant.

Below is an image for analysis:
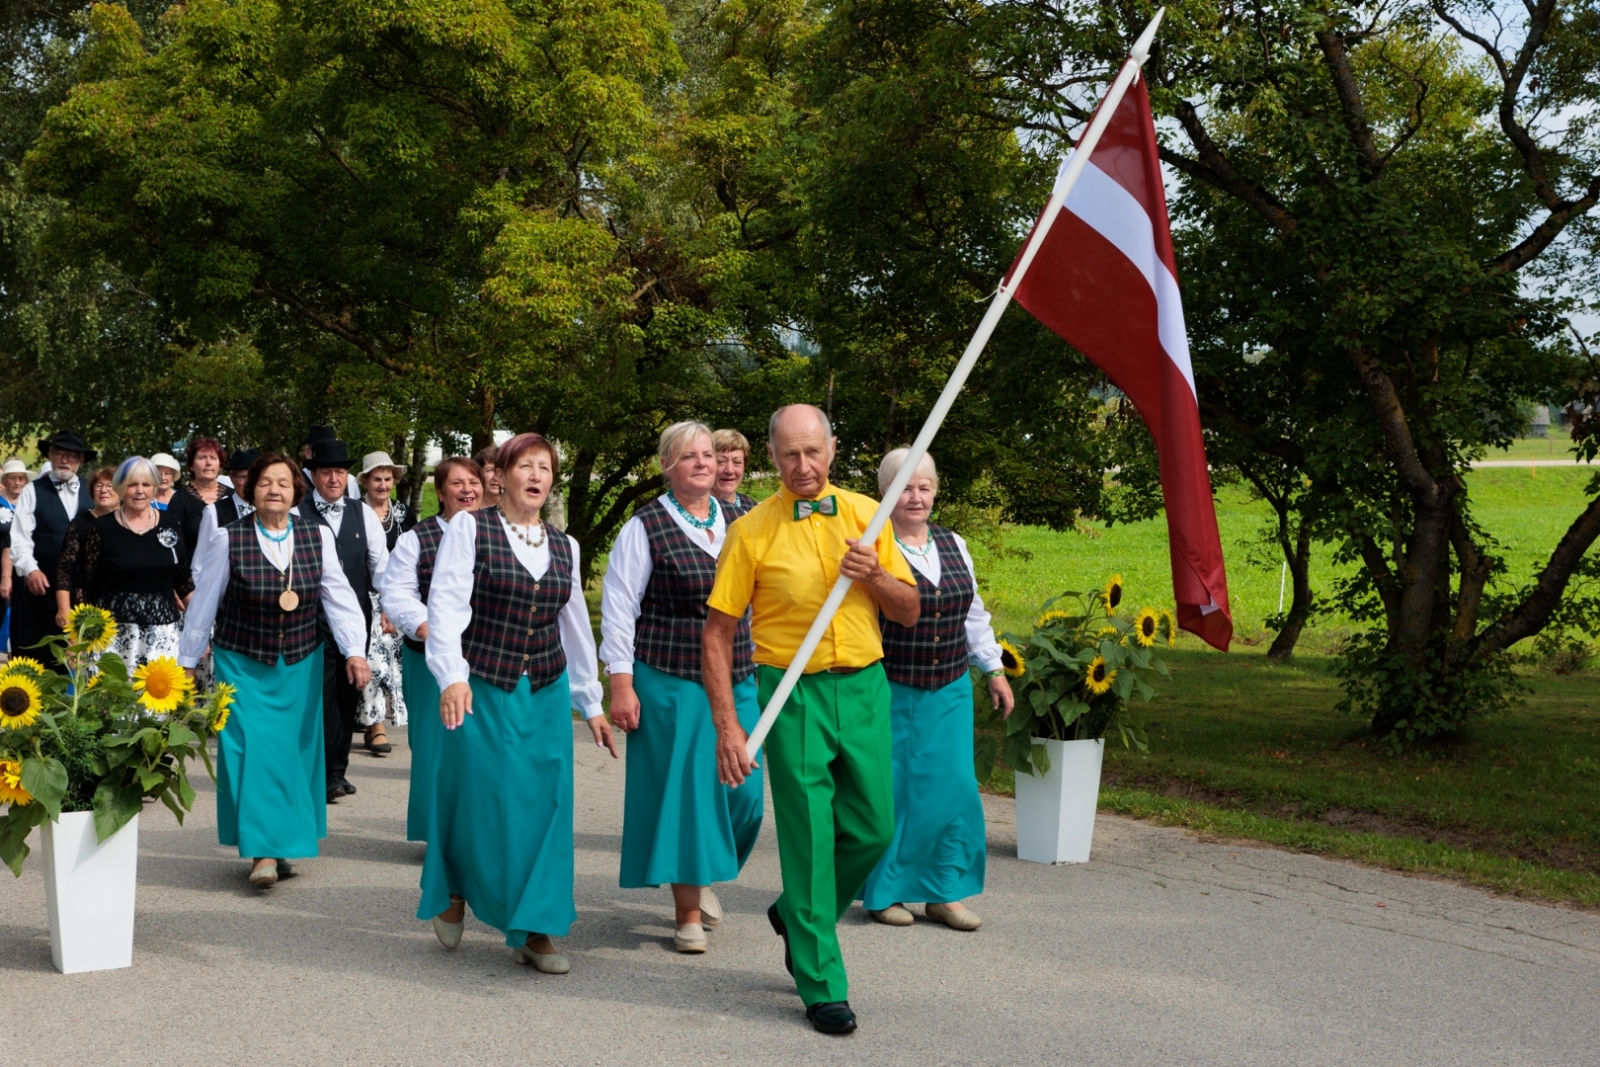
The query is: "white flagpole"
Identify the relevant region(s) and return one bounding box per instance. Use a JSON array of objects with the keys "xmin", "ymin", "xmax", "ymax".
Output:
[{"xmin": 744, "ymin": 8, "xmax": 1167, "ymax": 760}]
